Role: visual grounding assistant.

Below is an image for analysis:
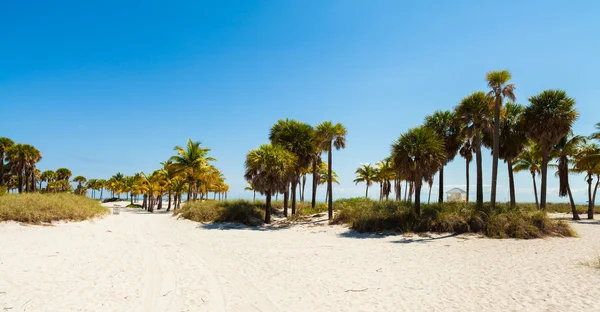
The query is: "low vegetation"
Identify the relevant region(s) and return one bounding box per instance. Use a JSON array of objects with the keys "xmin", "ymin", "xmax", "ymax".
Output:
[
  {"xmin": 174, "ymin": 200, "xmax": 264, "ymax": 226},
  {"xmin": 332, "ymin": 198, "xmax": 575, "ymax": 239},
  {"xmin": 0, "ymin": 193, "xmax": 109, "ymax": 223}
]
